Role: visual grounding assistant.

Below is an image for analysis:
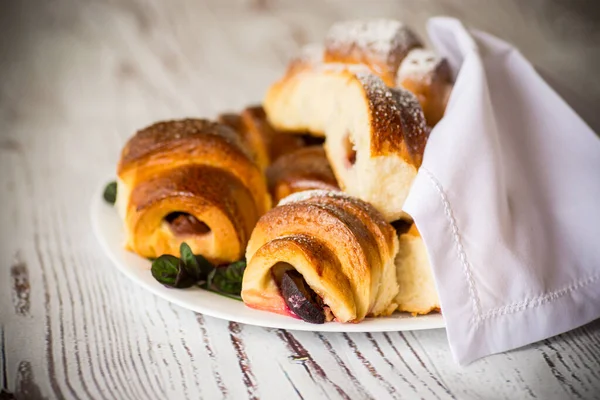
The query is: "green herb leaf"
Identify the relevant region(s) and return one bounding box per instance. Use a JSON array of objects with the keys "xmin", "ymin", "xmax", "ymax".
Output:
[
  {"xmin": 174, "ymin": 260, "xmax": 197, "ymax": 288},
  {"xmin": 205, "ymin": 260, "xmax": 246, "ymax": 297},
  {"xmin": 151, "ymin": 255, "xmax": 180, "ymax": 287},
  {"xmin": 103, "ymin": 181, "xmax": 117, "ymax": 205},
  {"xmin": 195, "ymin": 254, "xmax": 214, "ymax": 278},
  {"xmin": 151, "ymin": 255, "xmax": 195, "ymax": 288},
  {"xmin": 223, "ymin": 260, "xmax": 246, "ymax": 284},
  {"xmin": 180, "ymin": 242, "xmax": 201, "ymax": 280},
  {"xmin": 213, "ymin": 272, "xmax": 243, "ymax": 294},
  {"xmin": 179, "ymin": 242, "xmax": 214, "ymax": 281},
  {"xmin": 205, "ymin": 268, "xmax": 216, "ymax": 289}
]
